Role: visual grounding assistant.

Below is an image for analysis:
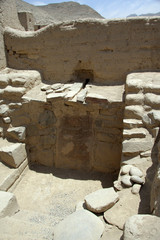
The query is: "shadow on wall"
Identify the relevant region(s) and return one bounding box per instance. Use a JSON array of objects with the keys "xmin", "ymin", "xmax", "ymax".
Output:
[{"xmin": 138, "ymin": 128, "xmax": 160, "ymax": 214}]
